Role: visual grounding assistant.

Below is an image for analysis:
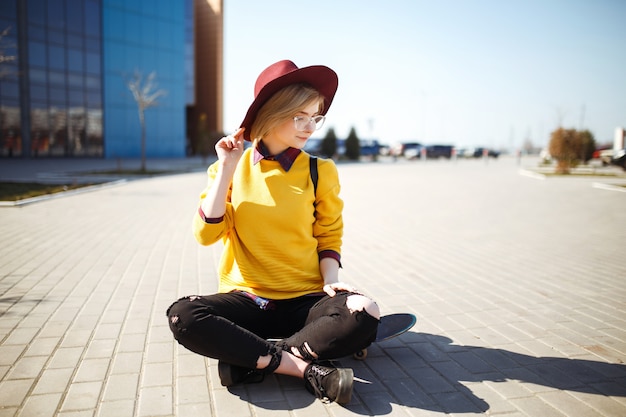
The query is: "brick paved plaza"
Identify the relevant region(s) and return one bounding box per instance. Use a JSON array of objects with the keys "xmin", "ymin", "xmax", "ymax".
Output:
[{"xmin": 1, "ymin": 157, "xmax": 625, "ymax": 416}]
